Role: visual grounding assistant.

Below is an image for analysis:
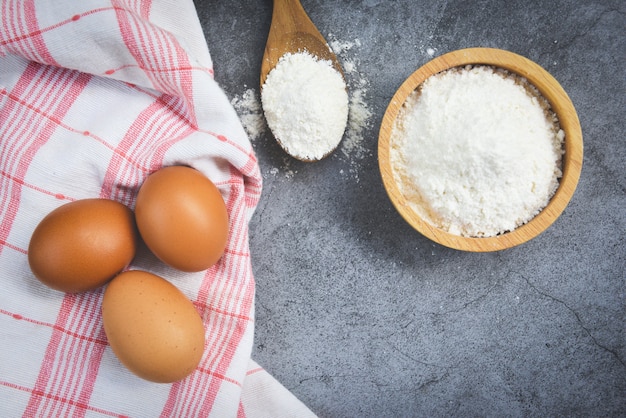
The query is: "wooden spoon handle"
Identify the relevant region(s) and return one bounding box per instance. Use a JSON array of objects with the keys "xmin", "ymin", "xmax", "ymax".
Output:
[
  {"xmin": 260, "ymin": 0, "xmax": 340, "ymax": 87},
  {"xmin": 271, "ymin": 0, "xmax": 318, "ymax": 35}
]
